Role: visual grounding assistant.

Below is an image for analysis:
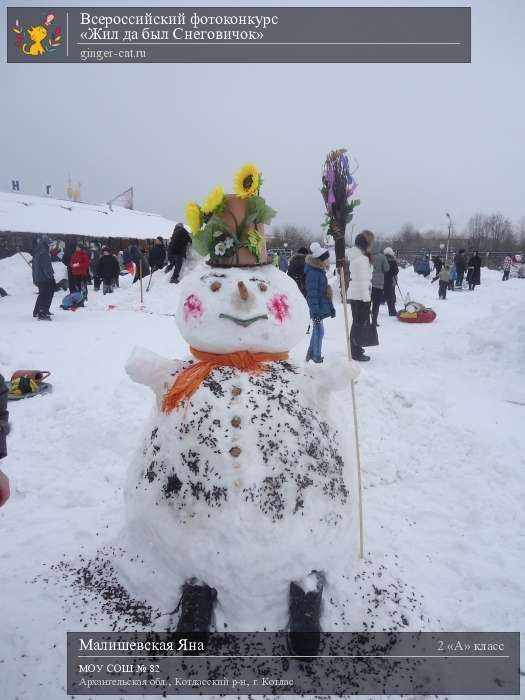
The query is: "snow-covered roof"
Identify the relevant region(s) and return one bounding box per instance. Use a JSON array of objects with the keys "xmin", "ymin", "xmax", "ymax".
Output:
[{"xmin": 0, "ymin": 191, "xmax": 177, "ymax": 240}]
